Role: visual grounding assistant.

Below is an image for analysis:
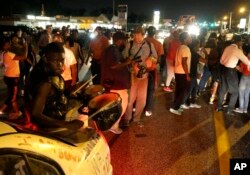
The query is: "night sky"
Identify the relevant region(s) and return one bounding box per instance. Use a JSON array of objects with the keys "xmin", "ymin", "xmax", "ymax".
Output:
[
  {"xmin": 61, "ymin": 0, "xmax": 249, "ymax": 20},
  {"xmin": 1, "ymin": 0, "xmax": 249, "ymax": 21}
]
